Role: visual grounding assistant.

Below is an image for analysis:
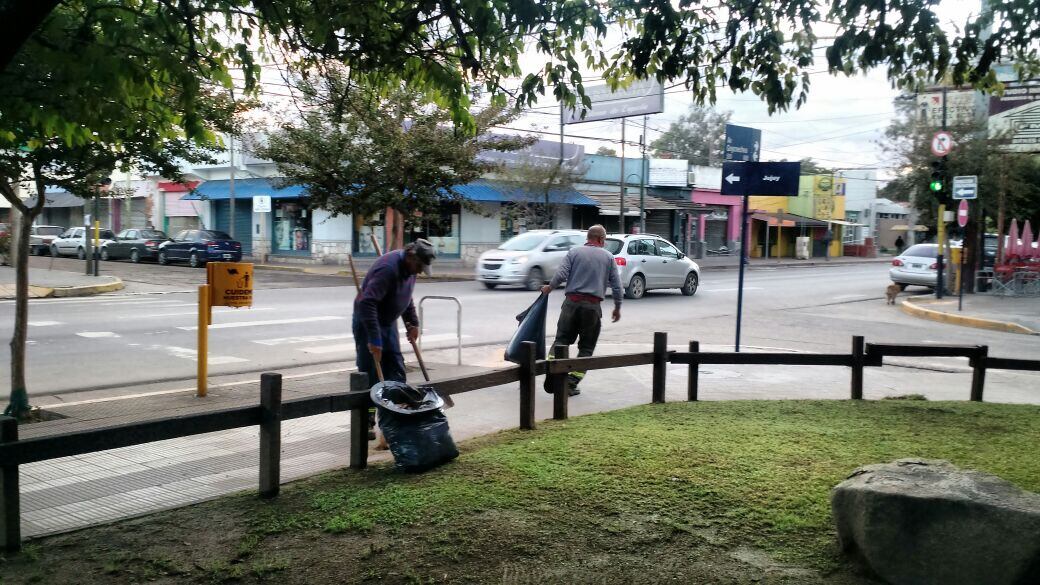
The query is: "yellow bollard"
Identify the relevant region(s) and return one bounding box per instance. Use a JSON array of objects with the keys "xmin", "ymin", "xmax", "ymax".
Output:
[{"xmin": 197, "ymin": 284, "xmax": 209, "ymax": 397}]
